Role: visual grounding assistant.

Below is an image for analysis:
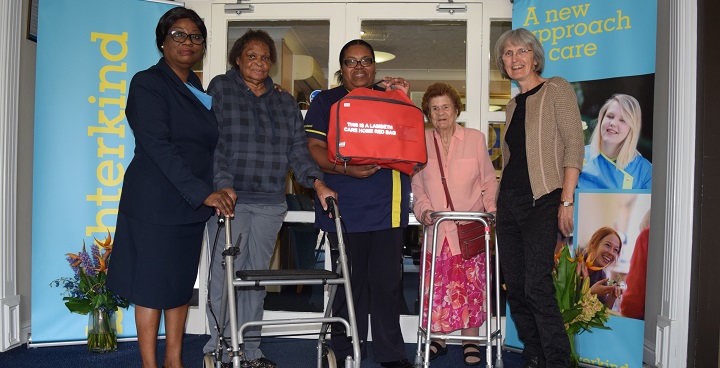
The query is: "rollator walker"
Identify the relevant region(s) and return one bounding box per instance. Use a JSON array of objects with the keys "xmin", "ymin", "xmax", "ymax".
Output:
[
  {"xmin": 415, "ymin": 211, "xmax": 503, "ymax": 368},
  {"xmin": 204, "ymin": 197, "xmax": 360, "ymax": 368}
]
